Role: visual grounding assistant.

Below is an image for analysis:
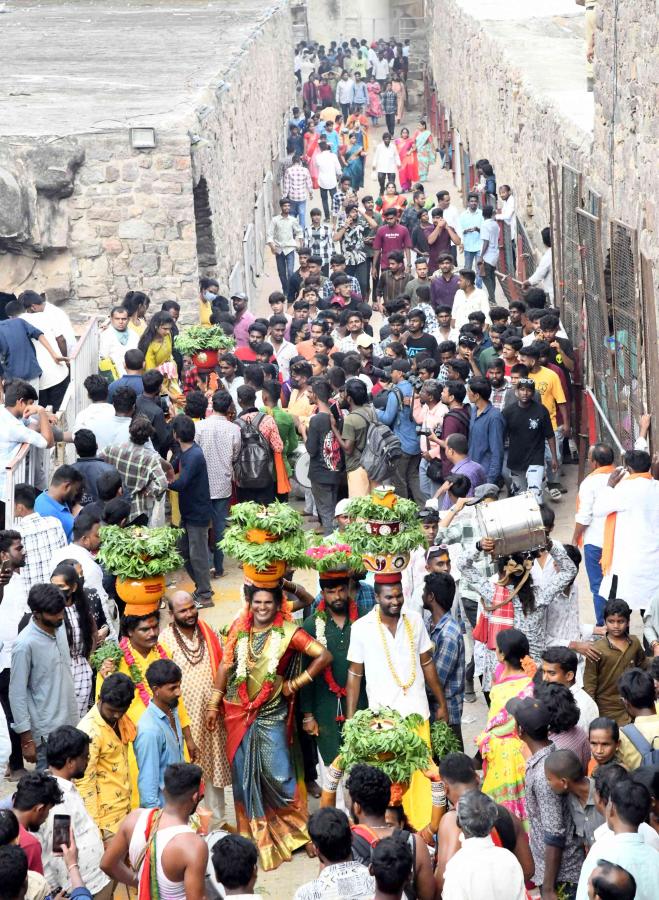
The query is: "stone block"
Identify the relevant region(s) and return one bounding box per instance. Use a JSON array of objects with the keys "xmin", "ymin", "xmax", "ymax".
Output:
[
  {"xmin": 175, "ymin": 156, "xmax": 191, "ymax": 170},
  {"xmin": 167, "ymin": 240, "xmax": 197, "ymax": 260},
  {"xmin": 117, "ymin": 219, "xmax": 154, "ymax": 240},
  {"xmin": 122, "ymin": 162, "xmax": 140, "ymax": 181},
  {"xmin": 152, "ymin": 181, "xmax": 182, "ymax": 194},
  {"xmin": 106, "ymin": 166, "xmax": 120, "ymax": 182},
  {"xmin": 129, "ymin": 253, "xmax": 160, "ymax": 276},
  {"xmin": 103, "ymin": 238, "xmax": 124, "ymax": 254},
  {"xmin": 155, "ymin": 157, "xmax": 174, "ymax": 170}
]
